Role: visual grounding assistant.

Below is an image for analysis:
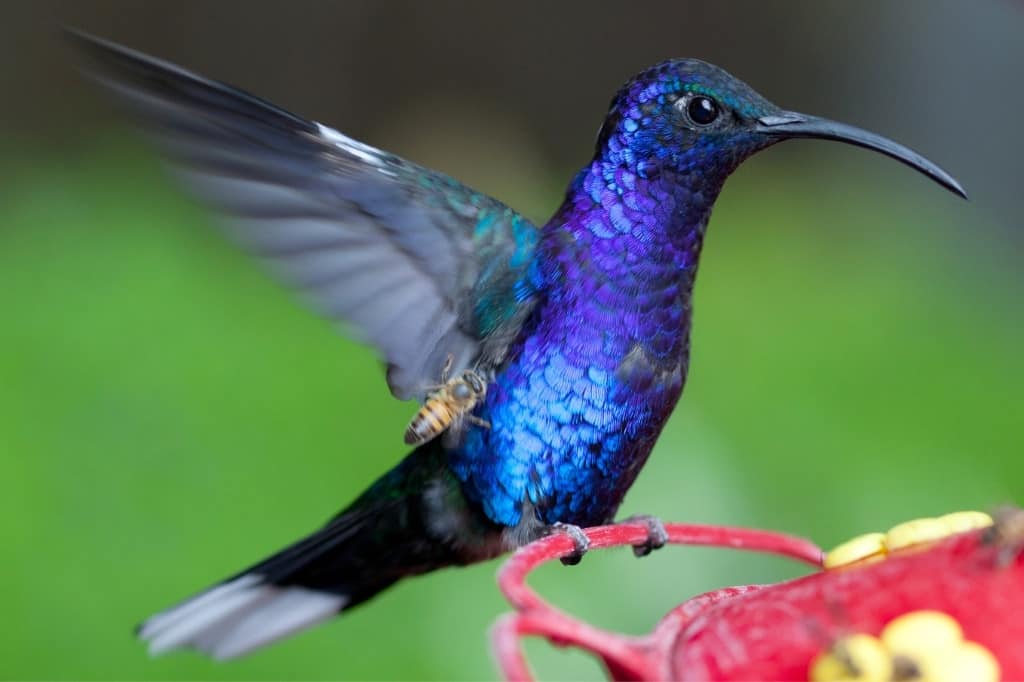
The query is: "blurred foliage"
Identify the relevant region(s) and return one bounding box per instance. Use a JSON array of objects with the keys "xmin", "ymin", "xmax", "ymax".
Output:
[{"xmin": 1, "ymin": 118, "xmax": 1021, "ymax": 681}]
